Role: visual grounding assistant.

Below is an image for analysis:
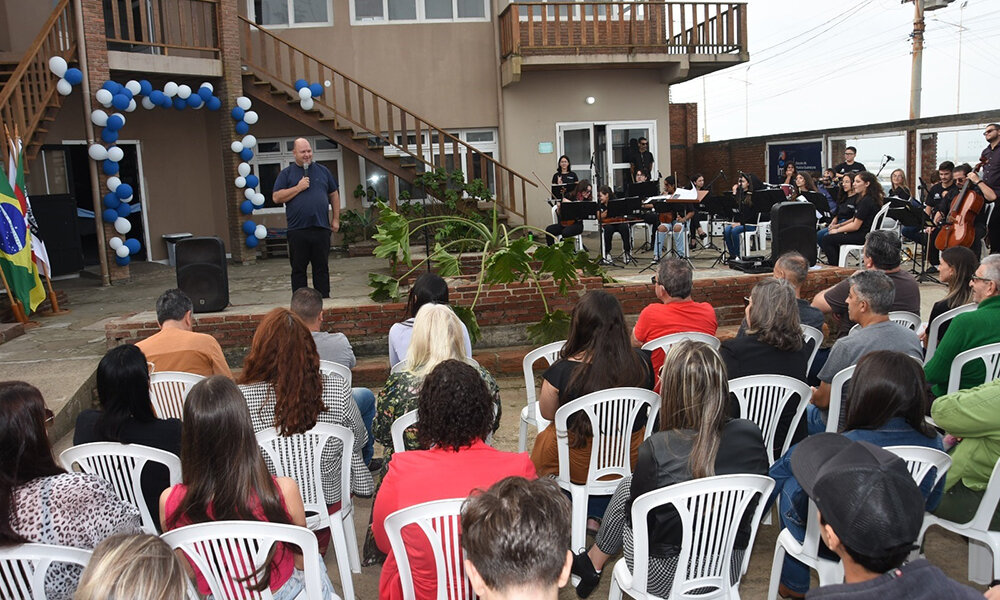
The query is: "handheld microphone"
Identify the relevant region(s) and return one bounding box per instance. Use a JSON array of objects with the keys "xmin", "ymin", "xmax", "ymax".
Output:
[{"xmin": 303, "ymin": 160, "xmax": 311, "ymax": 178}]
